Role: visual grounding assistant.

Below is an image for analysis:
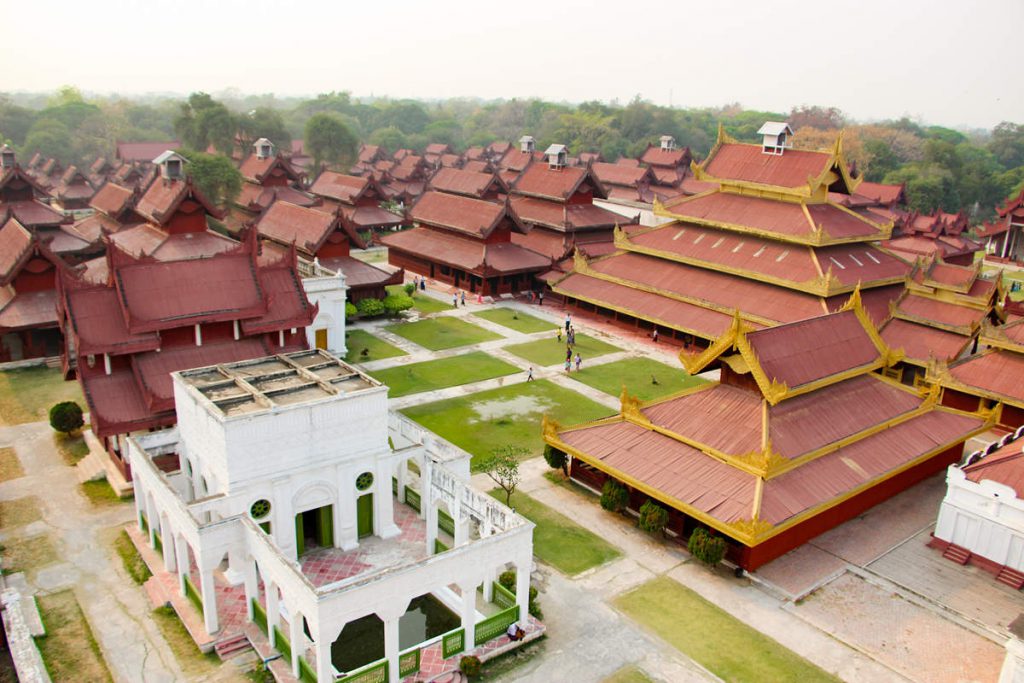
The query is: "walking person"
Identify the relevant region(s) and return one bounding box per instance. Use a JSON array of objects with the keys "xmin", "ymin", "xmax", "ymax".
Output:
[
  {"xmin": 538, "ymin": 290, "xmax": 543, "ymax": 306},
  {"xmin": 421, "ymin": 278, "xmax": 426, "ymax": 291},
  {"xmin": 557, "ymin": 328, "xmax": 562, "ymax": 343},
  {"xmin": 565, "ymin": 358, "xmax": 572, "ymax": 373},
  {"xmin": 527, "ymin": 366, "xmax": 534, "ymax": 382},
  {"xmin": 453, "ymin": 292, "xmax": 458, "ymax": 308},
  {"xmin": 566, "ymin": 345, "xmax": 573, "ymax": 362},
  {"xmin": 565, "ymin": 313, "xmax": 571, "ymax": 332},
  {"xmin": 652, "ymin": 327, "xmax": 659, "ymax": 343},
  {"xmin": 461, "ymin": 290, "xmax": 466, "ymax": 307},
  {"xmin": 575, "ymin": 353, "xmax": 582, "ymax": 372}
]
